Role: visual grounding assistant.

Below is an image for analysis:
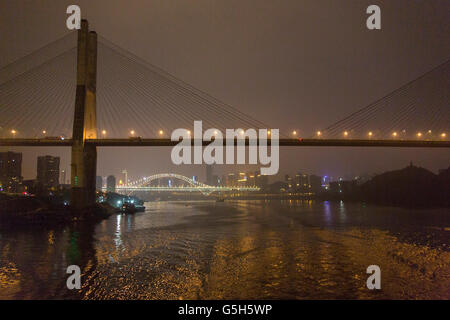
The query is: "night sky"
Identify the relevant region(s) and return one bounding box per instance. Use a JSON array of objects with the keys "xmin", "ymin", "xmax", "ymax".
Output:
[{"xmin": 0, "ymin": 0, "xmax": 449, "ymax": 182}]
